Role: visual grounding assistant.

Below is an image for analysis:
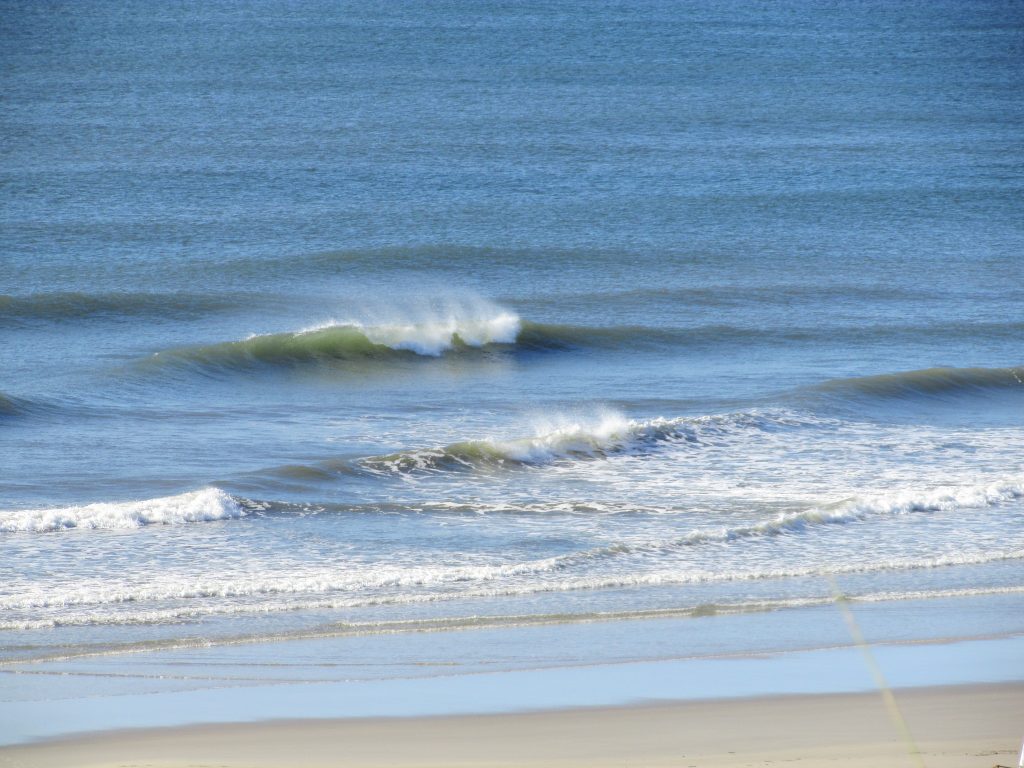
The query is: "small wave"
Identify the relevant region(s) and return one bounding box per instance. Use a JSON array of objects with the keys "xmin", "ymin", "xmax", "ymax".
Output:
[
  {"xmin": 810, "ymin": 365, "xmax": 1024, "ymax": 402},
  {"xmin": 0, "ymin": 488, "xmax": 245, "ymax": 533},
  {"xmin": 547, "ymin": 476, "xmax": 1024, "ymax": 568}
]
